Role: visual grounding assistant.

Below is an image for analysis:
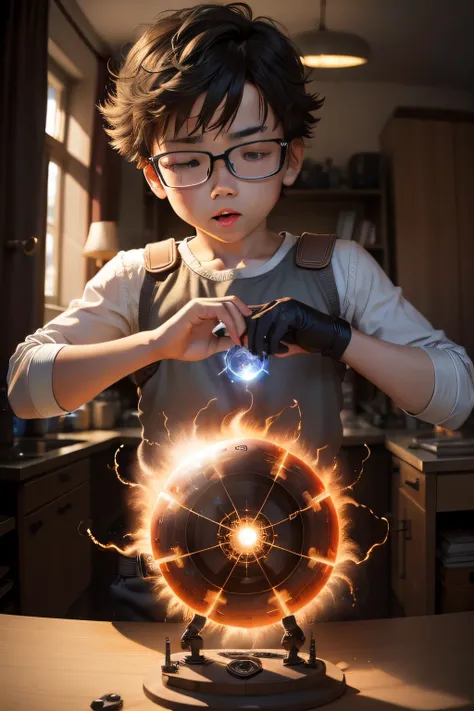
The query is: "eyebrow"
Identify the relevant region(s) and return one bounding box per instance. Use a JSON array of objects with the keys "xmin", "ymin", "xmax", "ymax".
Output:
[{"xmin": 165, "ymin": 124, "xmax": 268, "ymax": 145}]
